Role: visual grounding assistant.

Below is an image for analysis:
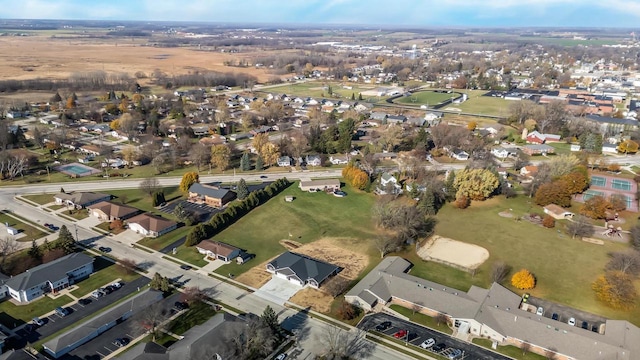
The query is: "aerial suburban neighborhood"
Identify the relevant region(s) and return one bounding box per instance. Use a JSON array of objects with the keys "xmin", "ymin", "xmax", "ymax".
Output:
[{"xmin": 0, "ymin": 5, "xmax": 640, "ymax": 360}]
